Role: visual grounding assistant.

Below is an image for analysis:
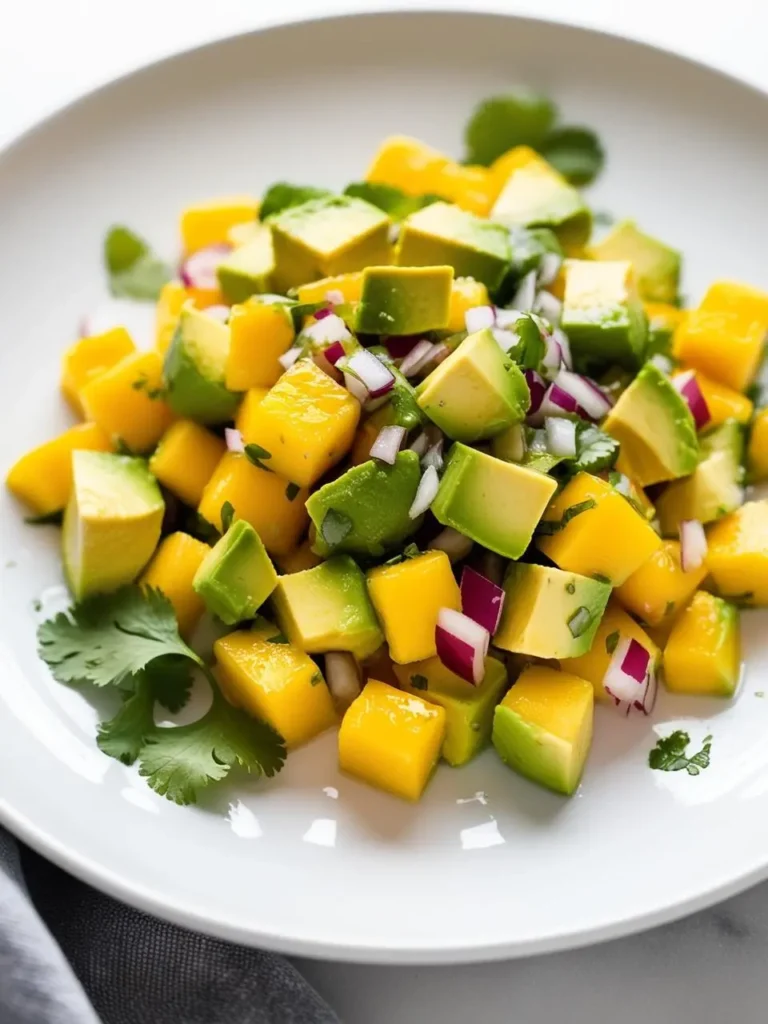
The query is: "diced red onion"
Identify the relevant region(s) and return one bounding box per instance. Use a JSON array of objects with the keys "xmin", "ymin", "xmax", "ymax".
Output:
[
  {"xmin": 545, "ymin": 416, "xmax": 577, "ymax": 457},
  {"xmin": 324, "ymin": 652, "xmax": 361, "ymax": 715},
  {"xmin": 540, "ymin": 382, "xmax": 581, "ymax": 418},
  {"xmin": 494, "ymin": 307, "xmax": 524, "ymax": 329},
  {"xmin": 278, "ymin": 346, "xmax": 302, "ymax": 371},
  {"xmin": 313, "ymin": 306, "xmax": 333, "ymax": 321},
  {"xmin": 673, "ymin": 370, "xmax": 711, "ymax": 430},
  {"xmin": 553, "ymin": 329, "xmax": 573, "ymax": 370},
  {"xmin": 303, "ymin": 313, "xmax": 351, "ymax": 346},
  {"xmin": 343, "ymin": 371, "xmax": 369, "ymax": 405},
  {"xmin": 428, "ymin": 527, "xmax": 474, "ymax": 563},
  {"xmin": 540, "ymin": 333, "xmax": 563, "ymax": 380},
  {"xmin": 537, "ymin": 252, "xmax": 562, "ymax": 287},
  {"xmin": 510, "ymin": 271, "xmax": 537, "ymax": 311},
  {"xmin": 180, "ymin": 244, "xmax": 231, "ymax": 291},
  {"xmin": 650, "ymin": 353, "xmax": 674, "ymax": 374},
  {"xmin": 369, "ymin": 424, "xmax": 406, "ymax": 465},
  {"xmin": 80, "ymin": 299, "xmax": 155, "ymax": 346},
  {"xmin": 363, "ymin": 393, "xmax": 392, "ymax": 413},
  {"xmin": 224, "ymin": 427, "xmax": 245, "ymax": 453},
  {"xmin": 325, "ymin": 289, "xmax": 345, "ymax": 306},
  {"xmin": 430, "ymin": 343, "xmax": 450, "ymax": 366},
  {"xmin": 534, "ymin": 290, "xmax": 562, "ymax": 325},
  {"xmin": 460, "ymin": 566, "xmax": 505, "ymax": 635},
  {"xmin": 552, "ymin": 369, "xmax": 612, "ymax": 420},
  {"xmin": 680, "ymin": 519, "xmax": 708, "ymax": 572},
  {"xmin": 323, "ymin": 341, "xmax": 346, "ymax": 366},
  {"xmin": 385, "ymin": 334, "xmax": 425, "ymax": 359},
  {"xmin": 524, "ymin": 370, "xmax": 548, "ymax": 424},
  {"xmin": 492, "ymin": 327, "xmax": 520, "ymax": 352},
  {"xmin": 464, "ymin": 305, "xmax": 496, "ymax": 333},
  {"xmin": 408, "ymin": 465, "xmax": 440, "ymax": 519},
  {"xmin": 422, "ymin": 439, "xmax": 444, "ymax": 473},
  {"xmin": 346, "ymin": 349, "xmax": 395, "ymax": 398},
  {"xmin": 408, "ymin": 431, "xmax": 430, "ymax": 457},
  {"xmin": 603, "ymin": 636, "xmax": 657, "ymax": 716},
  {"xmin": 435, "ymin": 608, "xmax": 489, "ymax": 685},
  {"xmin": 399, "ymin": 340, "xmax": 437, "ymax": 378}
]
